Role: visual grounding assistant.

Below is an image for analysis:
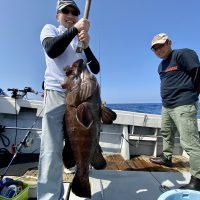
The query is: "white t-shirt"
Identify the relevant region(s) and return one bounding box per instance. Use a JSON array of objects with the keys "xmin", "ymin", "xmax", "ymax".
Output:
[{"xmin": 40, "ymin": 24, "xmax": 87, "ymax": 92}]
